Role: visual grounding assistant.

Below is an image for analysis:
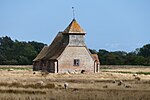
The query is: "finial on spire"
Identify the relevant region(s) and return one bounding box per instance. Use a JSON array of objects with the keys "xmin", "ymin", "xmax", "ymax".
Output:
[{"xmin": 72, "ymin": 7, "xmax": 75, "ymax": 19}]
